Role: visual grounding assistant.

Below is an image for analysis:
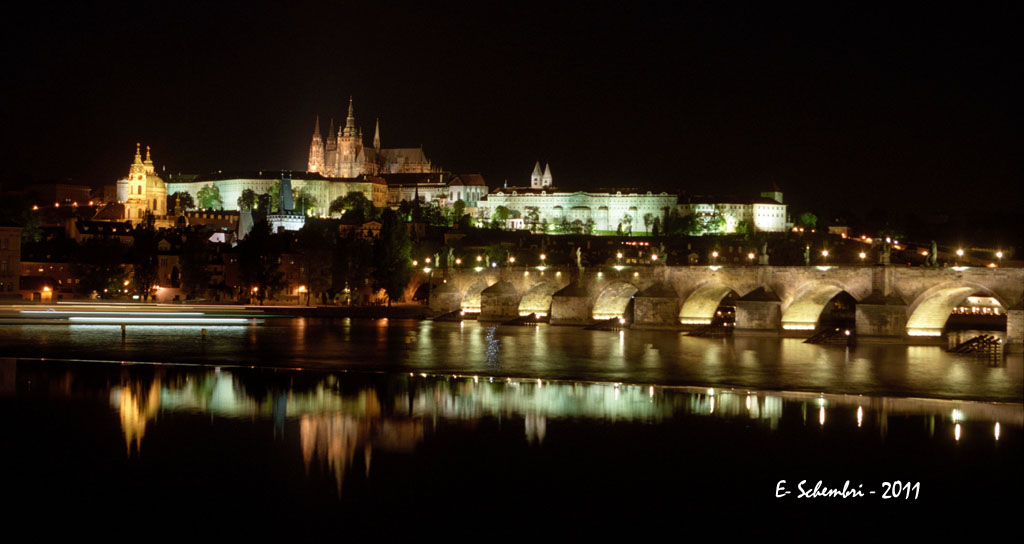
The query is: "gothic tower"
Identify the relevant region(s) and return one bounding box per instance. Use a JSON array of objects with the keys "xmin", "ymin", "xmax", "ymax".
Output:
[
  {"xmin": 541, "ymin": 163, "xmax": 553, "ymax": 187},
  {"xmin": 307, "ymin": 116, "xmax": 324, "ymax": 173},
  {"xmin": 530, "ymin": 161, "xmax": 543, "ymax": 188},
  {"xmin": 336, "ymin": 97, "xmax": 364, "ymax": 178}
]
